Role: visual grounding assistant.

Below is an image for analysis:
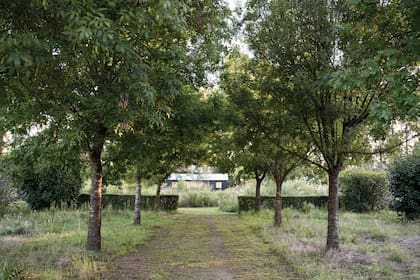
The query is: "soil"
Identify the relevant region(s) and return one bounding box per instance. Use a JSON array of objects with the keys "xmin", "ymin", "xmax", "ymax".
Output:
[{"xmin": 108, "ymin": 209, "xmax": 299, "ymax": 280}]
